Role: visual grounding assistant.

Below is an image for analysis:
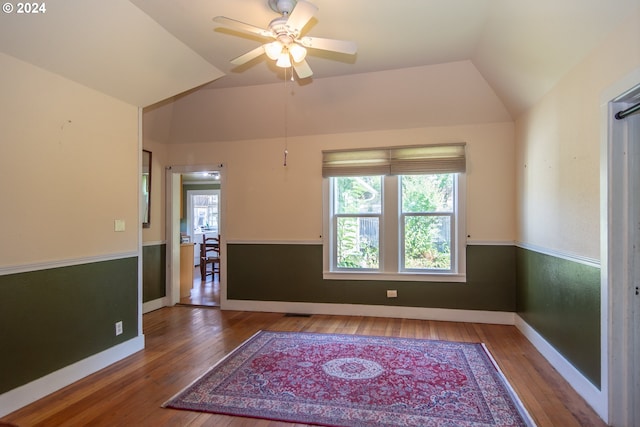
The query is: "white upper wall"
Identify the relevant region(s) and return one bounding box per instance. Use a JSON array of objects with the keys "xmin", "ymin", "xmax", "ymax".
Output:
[
  {"xmin": 515, "ymin": 10, "xmax": 640, "ymax": 260},
  {"xmin": 0, "ymin": 53, "xmax": 139, "ymax": 267},
  {"xmin": 166, "ymin": 123, "xmax": 515, "ymax": 243}
]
